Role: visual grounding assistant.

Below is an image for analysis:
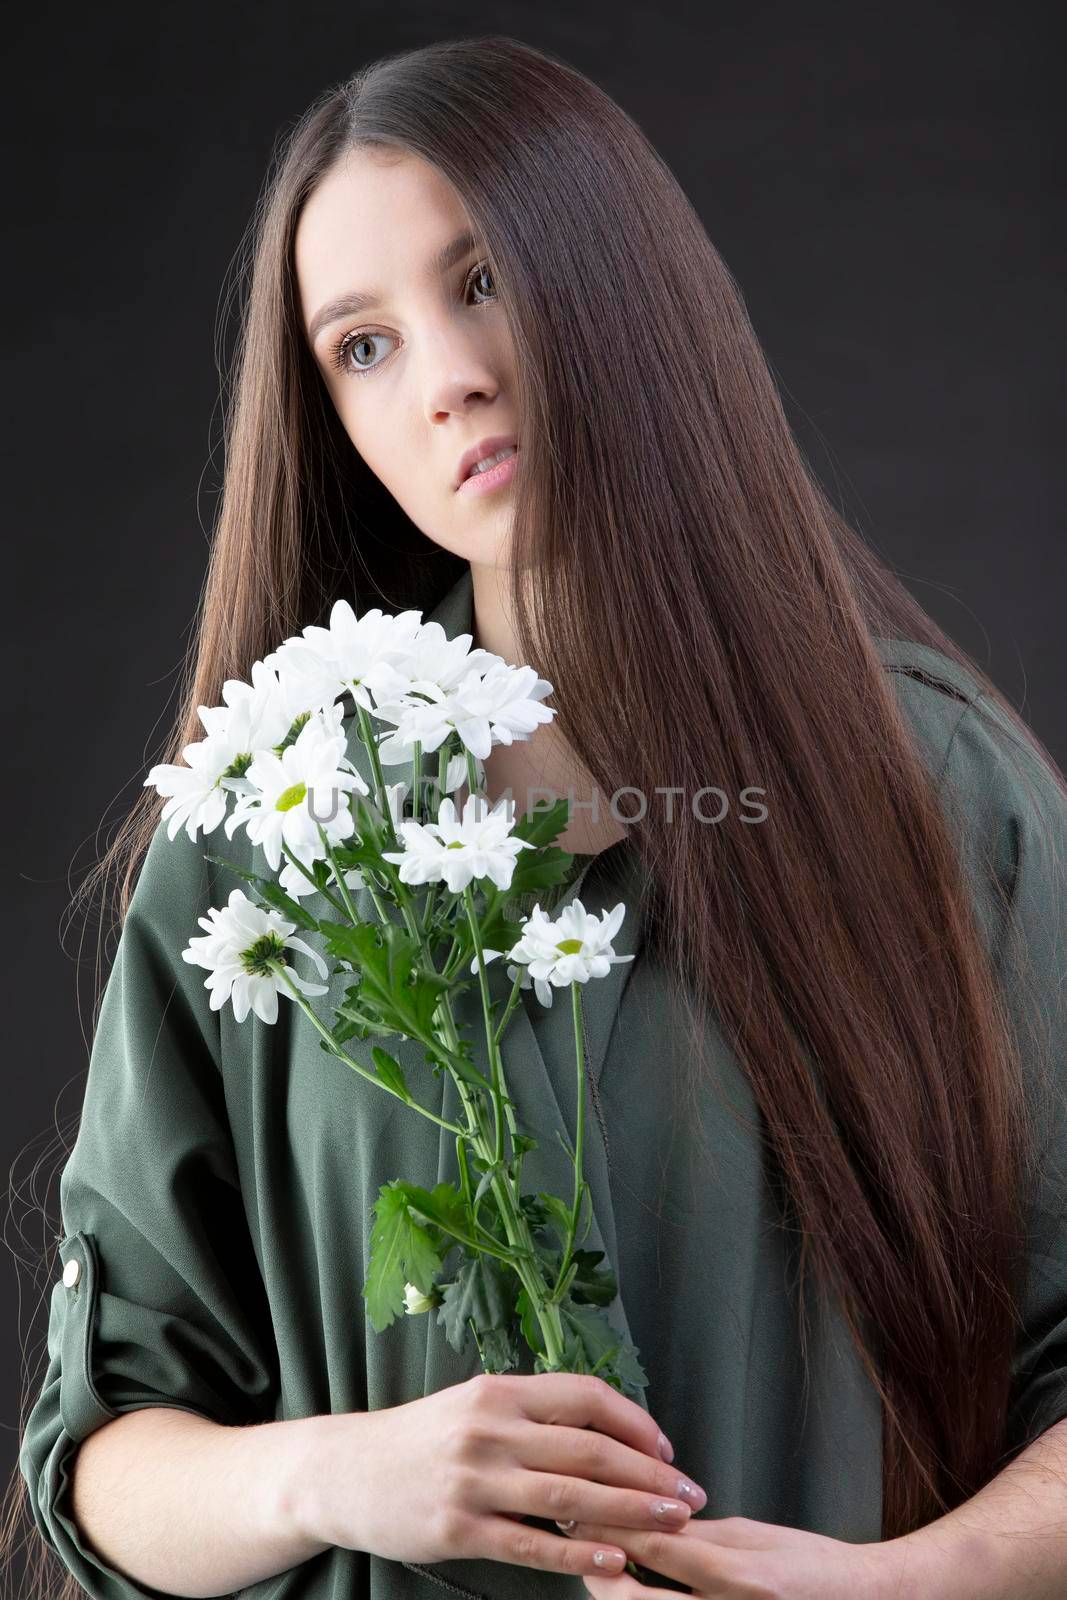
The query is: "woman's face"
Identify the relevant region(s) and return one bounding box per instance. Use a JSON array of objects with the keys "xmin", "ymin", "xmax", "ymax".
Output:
[{"xmin": 295, "ymin": 147, "xmax": 519, "ymax": 570}]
